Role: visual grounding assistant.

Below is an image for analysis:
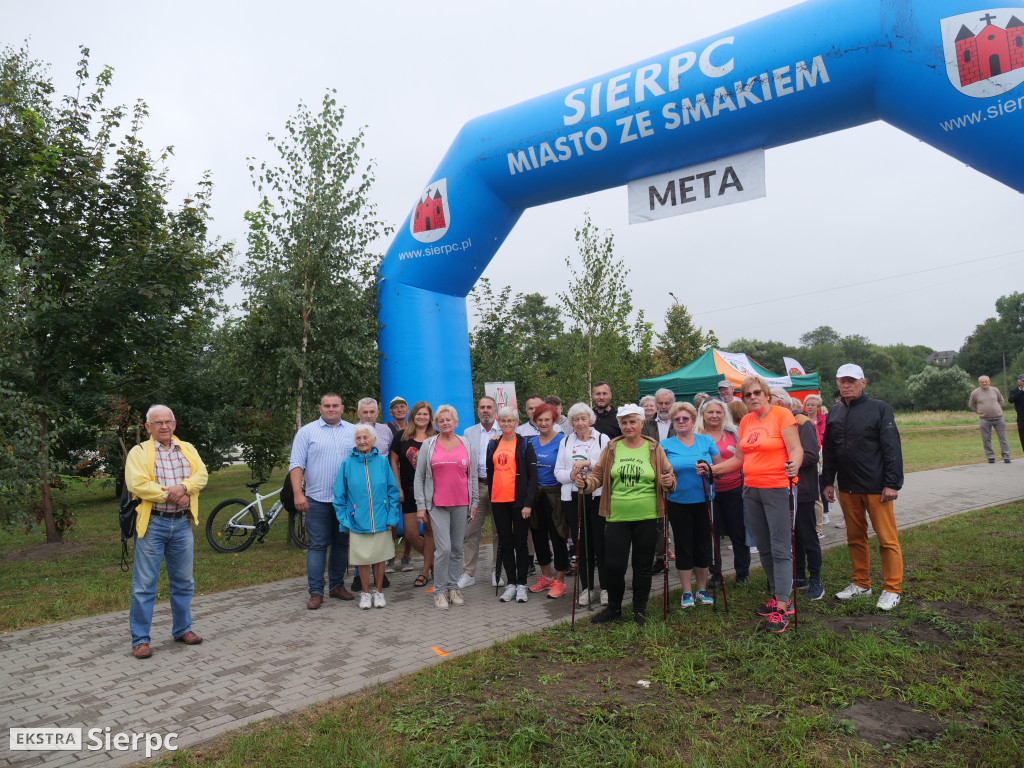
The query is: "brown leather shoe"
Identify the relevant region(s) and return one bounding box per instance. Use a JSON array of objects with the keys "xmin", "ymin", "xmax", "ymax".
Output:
[
  {"xmin": 132, "ymin": 643, "xmax": 152, "ymax": 659},
  {"xmin": 175, "ymin": 630, "xmax": 203, "ymax": 645},
  {"xmin": 306, "ymin": 593, "xmax": 324, "ymax": 610},
  {"xmin": 328, "ymin": 585, "xmax": 354, "ymax": 601}
]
